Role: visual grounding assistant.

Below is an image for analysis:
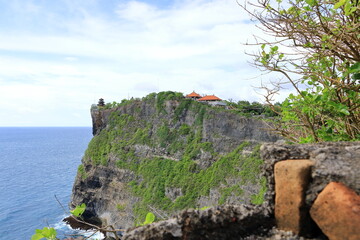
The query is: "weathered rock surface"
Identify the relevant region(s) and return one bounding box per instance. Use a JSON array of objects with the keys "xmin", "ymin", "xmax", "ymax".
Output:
[
  {"xmin": 121, "ymin": 204, "xmax": 327, "ymax": 240},
  {"xmin": 310, "ymin": 182, "xmax": 360, "ymax": 240},
  {"xmin": 274, "ymin": 160, "xmax": 314, "ymax": 234},
  {"xmin": 165, "ymin": 187, "xmax": 183, "ymax": 201},
  {"xmin": 122, "ymin": 204, "xmax": 274, "ymax": 240},
  {"xmin": 71, "ymin": 165, "xmax": 138, "ymax": 229},
  {"xmin": 261, "ymin": 142, "xmax": 360, "ymax": 212},
  {"xmin": 91, "ymin": 100, "xmax": 279, "ymax": 154}
]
